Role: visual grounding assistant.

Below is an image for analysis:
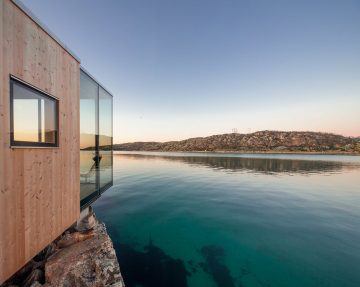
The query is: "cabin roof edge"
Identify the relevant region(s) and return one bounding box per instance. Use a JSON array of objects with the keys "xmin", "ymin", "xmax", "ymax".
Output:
[
  {"xmin": 80, "ymin": 66, "xmax": 114, "ymax": 97},
  {"xmin": 11, "ymin": 0, "xmax": 81, "ymax": 63}
]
